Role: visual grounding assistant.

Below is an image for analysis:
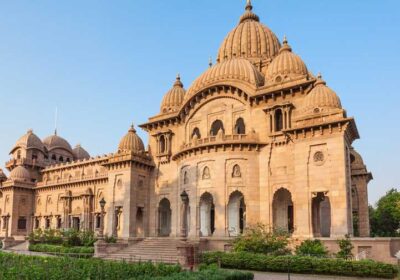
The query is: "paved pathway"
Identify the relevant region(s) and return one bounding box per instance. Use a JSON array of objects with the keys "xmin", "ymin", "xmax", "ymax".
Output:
[{"xmin": 253, "ymin": 271, "xmax": 390, "ymax": 280}]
